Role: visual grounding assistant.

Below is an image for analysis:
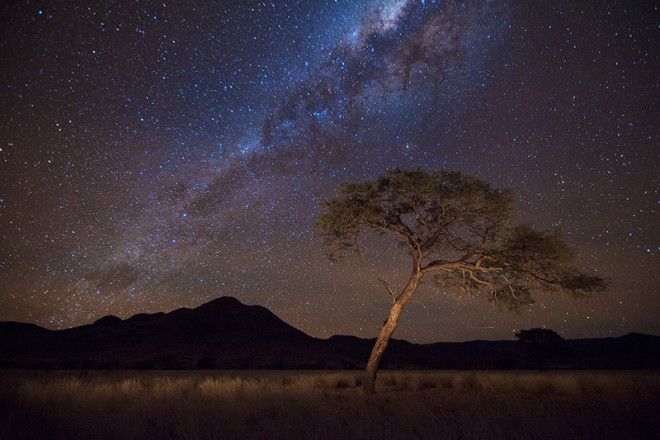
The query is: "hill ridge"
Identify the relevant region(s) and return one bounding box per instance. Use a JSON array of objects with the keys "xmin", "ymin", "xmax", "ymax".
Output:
[{"xmin": 1, "ymin": 296, "xmax": 658, "ymax": 370}]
